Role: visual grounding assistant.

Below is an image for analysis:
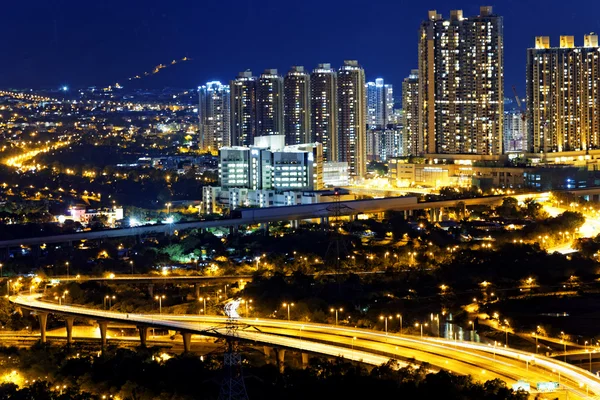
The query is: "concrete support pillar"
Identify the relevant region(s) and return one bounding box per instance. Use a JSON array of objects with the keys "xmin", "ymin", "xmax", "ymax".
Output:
[
  {"xmin": 275, "ymin": 348, "xmax": 285, "ymax": 373},
  {"xmin": 38, "ymin": 312, "xmax": 48, "ymax": 343},
  {"xmin": 148, "ymin": 284, "xmax": 154, "ymax": 297},
  {"xmin": 181, "ymin": 332, "xmax": 192, "ymax": 353},
  {"xmin": 301, "ymin": 352, "xmax": 310, "ymax": 369},
  {"xmin": 408, "ymin": 209, "xmax": 414, "ymax": 217},
  {"xmin": 263, "ymin": 346, "xmax": 273, "ymax": 364},
  {"xmin": 194, "ymin": 283, "xmax": 200, "ymax": 299},
  {"xmin": 138, "ymin": 326, "xmax": 148, "ymax": 348},
  {"xmin": 98, "ymin": 321, "xmax": 108, "ymax": 348},
  {"xmin": 65, "ymin": 317, "xmax": 74, "ymax": 345},
  {"xmin": 439, "ymin": 207, "xmax": 444, "ymax": 221}
]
